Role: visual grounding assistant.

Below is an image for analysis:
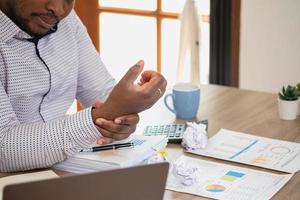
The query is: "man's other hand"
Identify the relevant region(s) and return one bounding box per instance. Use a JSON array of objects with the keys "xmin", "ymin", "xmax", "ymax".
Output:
[
  {"xmin": 93, "ymin": 100, "xmax": 139, "ymax": 144},
  {"xmin": 92, "ymin": 60, "xmax": 167, "ymax": 121}
]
